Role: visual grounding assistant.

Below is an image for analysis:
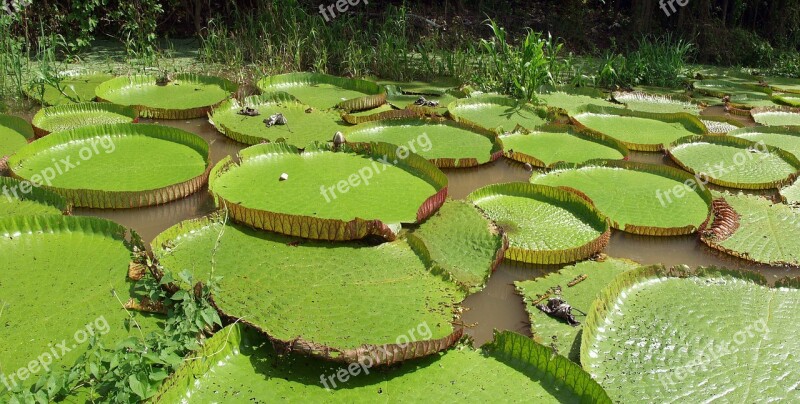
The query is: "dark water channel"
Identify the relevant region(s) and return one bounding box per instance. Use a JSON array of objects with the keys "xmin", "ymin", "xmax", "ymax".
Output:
[{"xmin": 70, "ymin": 115, "xmax": 791, "ymax": 346}]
